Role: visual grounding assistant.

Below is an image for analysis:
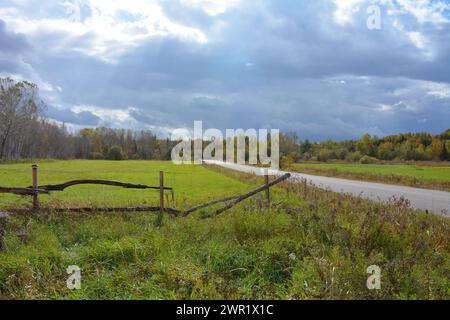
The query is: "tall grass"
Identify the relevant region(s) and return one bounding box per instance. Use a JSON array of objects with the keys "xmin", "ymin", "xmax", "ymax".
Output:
[{"xmin": 0, "ymin": 165, "xmax": 448, "ymax": 300}]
